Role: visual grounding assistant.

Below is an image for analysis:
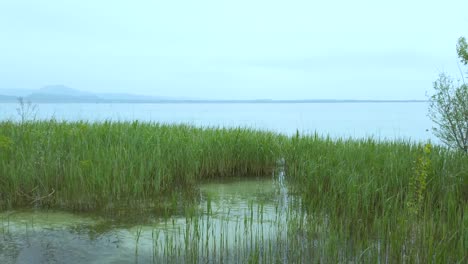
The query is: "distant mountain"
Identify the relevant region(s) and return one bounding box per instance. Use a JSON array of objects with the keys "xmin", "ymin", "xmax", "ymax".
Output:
[
  {"xmin": 0, "ymin": 85, "xmax": 428, "ymax": 103},
  {"xmin": 0, "ymin": 88, "xmax": 36, "ymax": 97},
  {"xmin": 0, "ymin": 85, "xmax": 192, "ymax": 103},
  {"xmin": 38, "ymin": 85, "xmax": 96, "ymax": 97},
  {"xmin": 0, "ymin": 94, "xmax": 18, "ymax": 102},
  {"xmin": 27, "ymin": 93, "xmax": 101, "ymax": 103}
]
